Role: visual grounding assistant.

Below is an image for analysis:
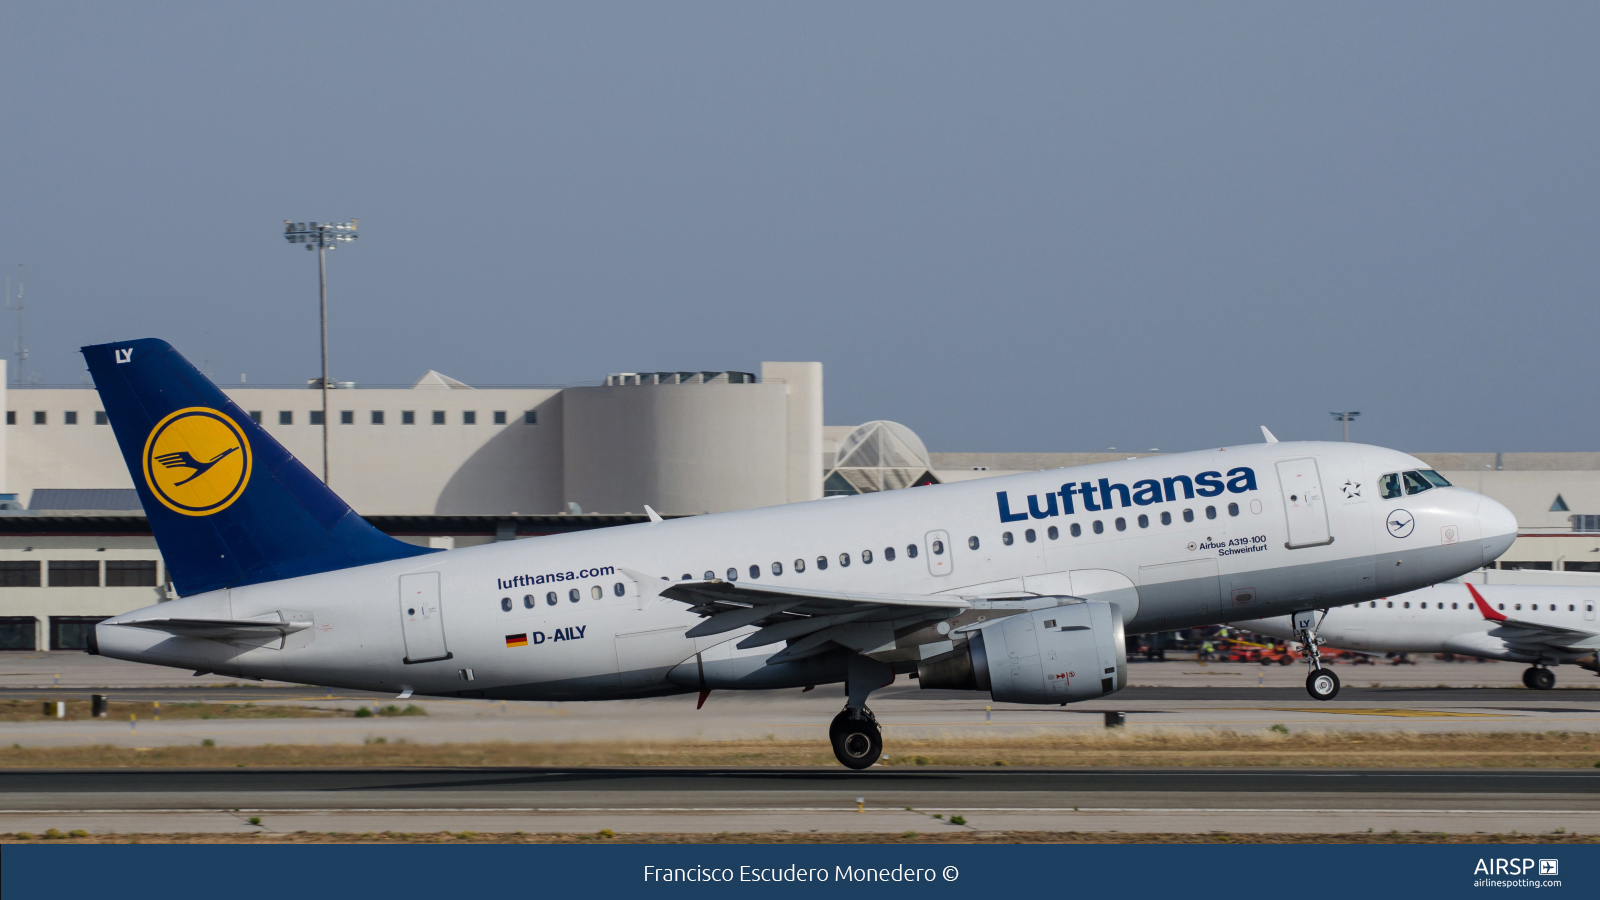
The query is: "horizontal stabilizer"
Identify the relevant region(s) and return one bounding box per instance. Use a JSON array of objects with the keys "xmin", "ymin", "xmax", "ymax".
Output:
[{"xmin": 113, "ymin": 618, "xmax": 312, "ymax": 641}]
